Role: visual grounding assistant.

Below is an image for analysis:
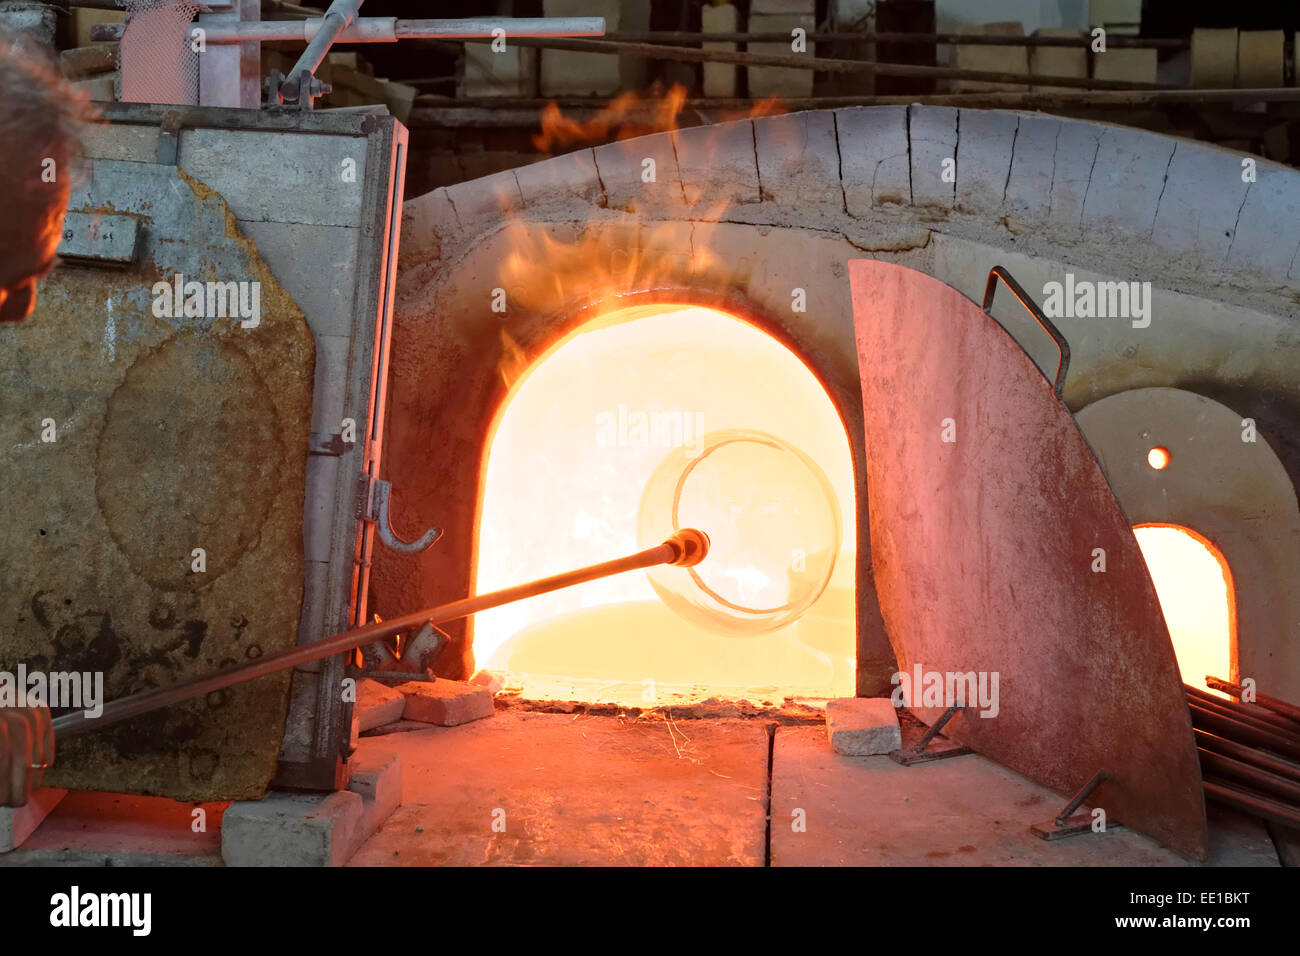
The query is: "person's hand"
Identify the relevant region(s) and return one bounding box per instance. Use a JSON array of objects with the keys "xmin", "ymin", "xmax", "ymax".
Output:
[{"xmin": 0, "ymin": 705, "xmax": 54, "ymax": 808}]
